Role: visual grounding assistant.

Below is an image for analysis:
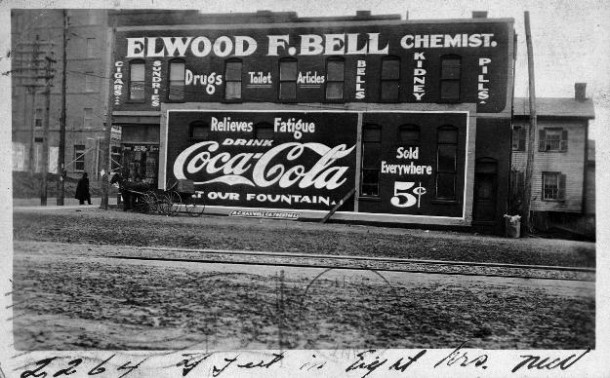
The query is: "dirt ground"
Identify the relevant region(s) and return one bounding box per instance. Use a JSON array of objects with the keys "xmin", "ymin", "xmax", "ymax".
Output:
[{"xmin": 13, "ymin": 240, "xmax": 595, "ymax": 351}]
